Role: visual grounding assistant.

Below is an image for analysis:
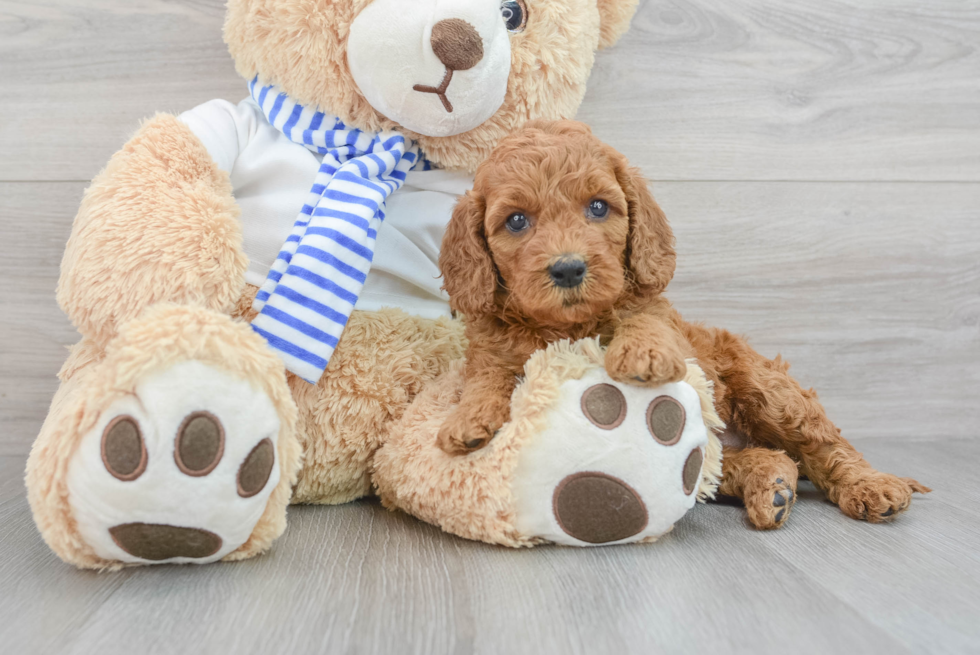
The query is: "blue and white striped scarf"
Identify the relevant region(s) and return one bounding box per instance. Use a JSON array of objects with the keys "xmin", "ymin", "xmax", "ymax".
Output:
[{"xmin": 247, "ymin": 76, "xmax": 431, "ymax": 383}]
